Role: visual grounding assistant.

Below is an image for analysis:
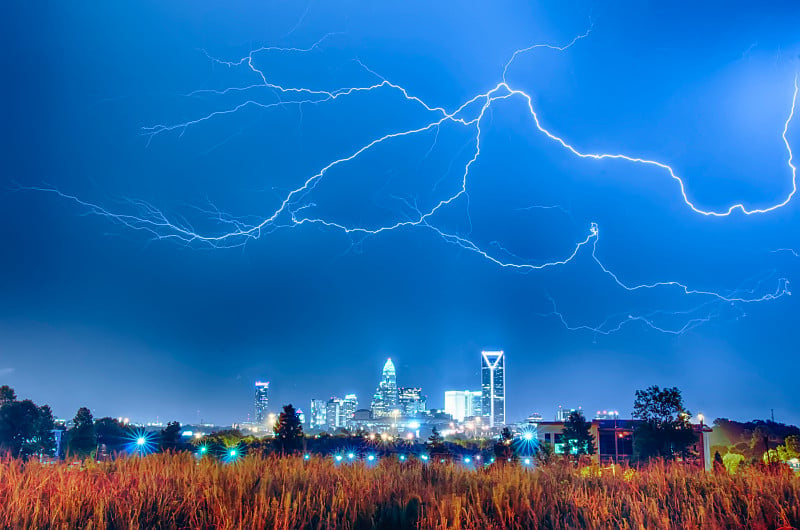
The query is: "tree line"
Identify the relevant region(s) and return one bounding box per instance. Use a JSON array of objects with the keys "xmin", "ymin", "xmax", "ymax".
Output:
[{"xmin": 5, "ymin": 384, "xmax": 790, "ymax": 468}]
